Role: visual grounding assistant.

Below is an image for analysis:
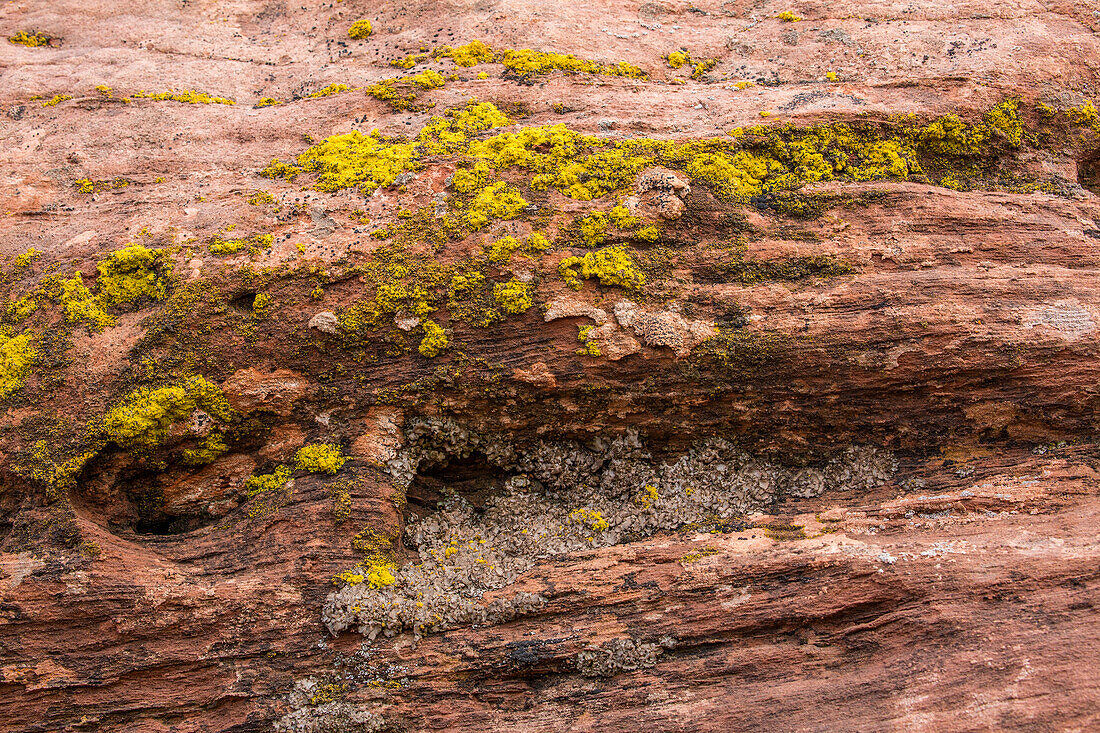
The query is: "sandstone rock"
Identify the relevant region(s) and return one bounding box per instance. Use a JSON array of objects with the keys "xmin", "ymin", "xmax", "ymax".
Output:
[
  {"xmin": 308, "ymin": 311, "xmax": 339, "ymax": 334},
  {"xmin": 222, "ymin": 368, "xmax": 313, "ymax": 416}
]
